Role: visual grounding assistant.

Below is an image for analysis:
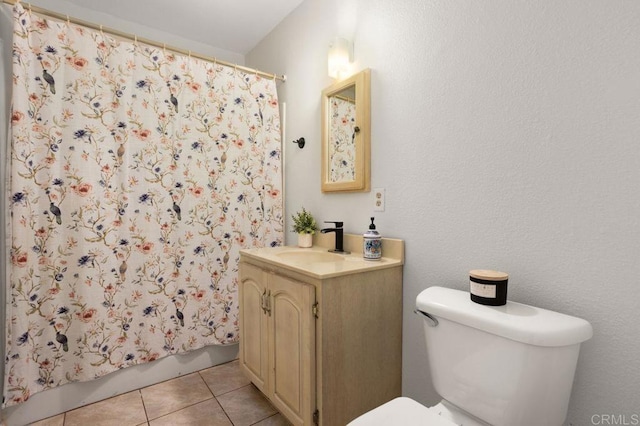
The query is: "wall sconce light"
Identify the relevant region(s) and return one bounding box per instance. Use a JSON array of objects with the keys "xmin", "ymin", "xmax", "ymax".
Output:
[{"xmin": 328, "ymin": 37, "xmax": 353, "ymax": 80}]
